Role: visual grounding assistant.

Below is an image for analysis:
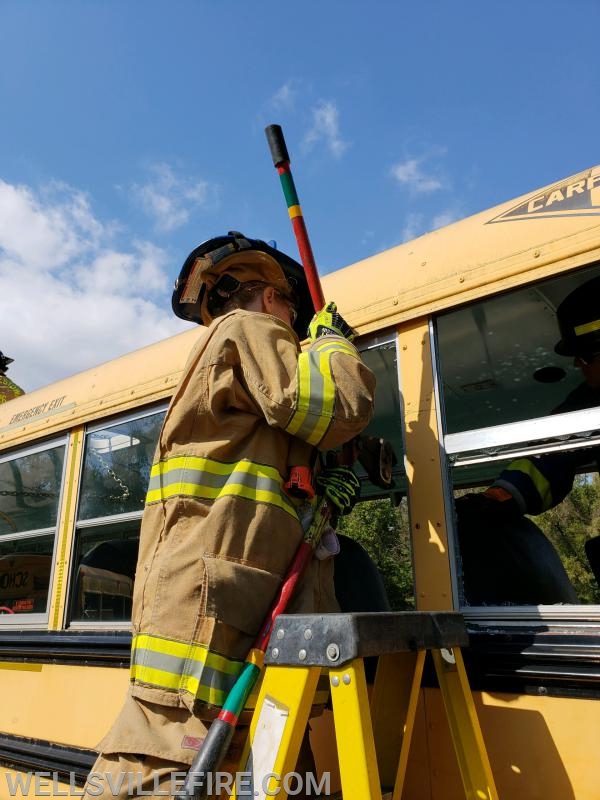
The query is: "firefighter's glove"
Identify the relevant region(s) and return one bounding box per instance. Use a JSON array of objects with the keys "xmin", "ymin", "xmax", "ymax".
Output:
[
  {"xmin": 308, "ymin": 302, "xmax": 356, "ymax": 341},
  {"xmin": 316, "ymin": 465, "xmax": 360, "ymax": 515}
]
